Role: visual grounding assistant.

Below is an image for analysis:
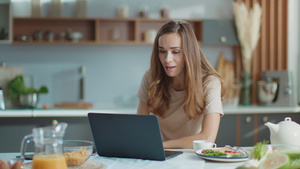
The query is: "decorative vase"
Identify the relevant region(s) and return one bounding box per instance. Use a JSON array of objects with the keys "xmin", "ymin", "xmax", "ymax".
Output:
[
  {"xmin": 241, "ymin": 72, "xmax": 252, "ymax": 105},
  {"xmin": 50, "ymin": 0, "xmax": 62, "ymax": 17},
  {"xmin": 31, "ymin": 0, "xmax": 42, "ymax": 17}
]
